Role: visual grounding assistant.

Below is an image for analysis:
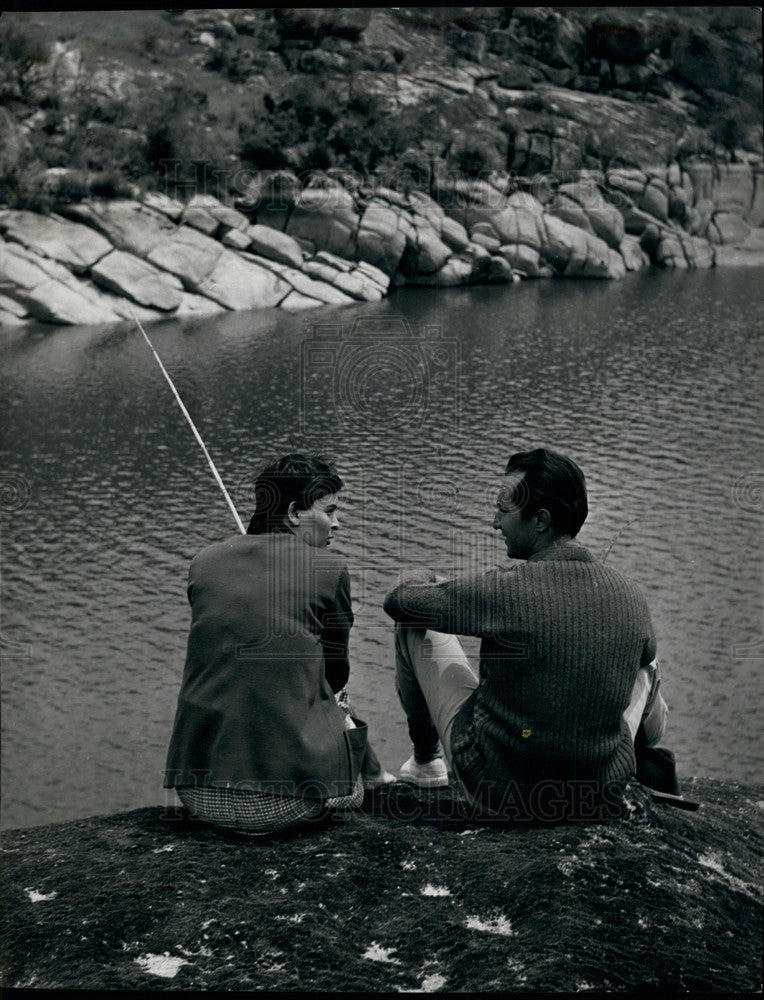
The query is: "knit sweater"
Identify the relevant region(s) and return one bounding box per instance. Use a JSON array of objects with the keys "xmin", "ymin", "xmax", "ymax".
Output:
[{"xmin": 383, "ymin": 542, "xmax": 656, "ymax": 812}]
